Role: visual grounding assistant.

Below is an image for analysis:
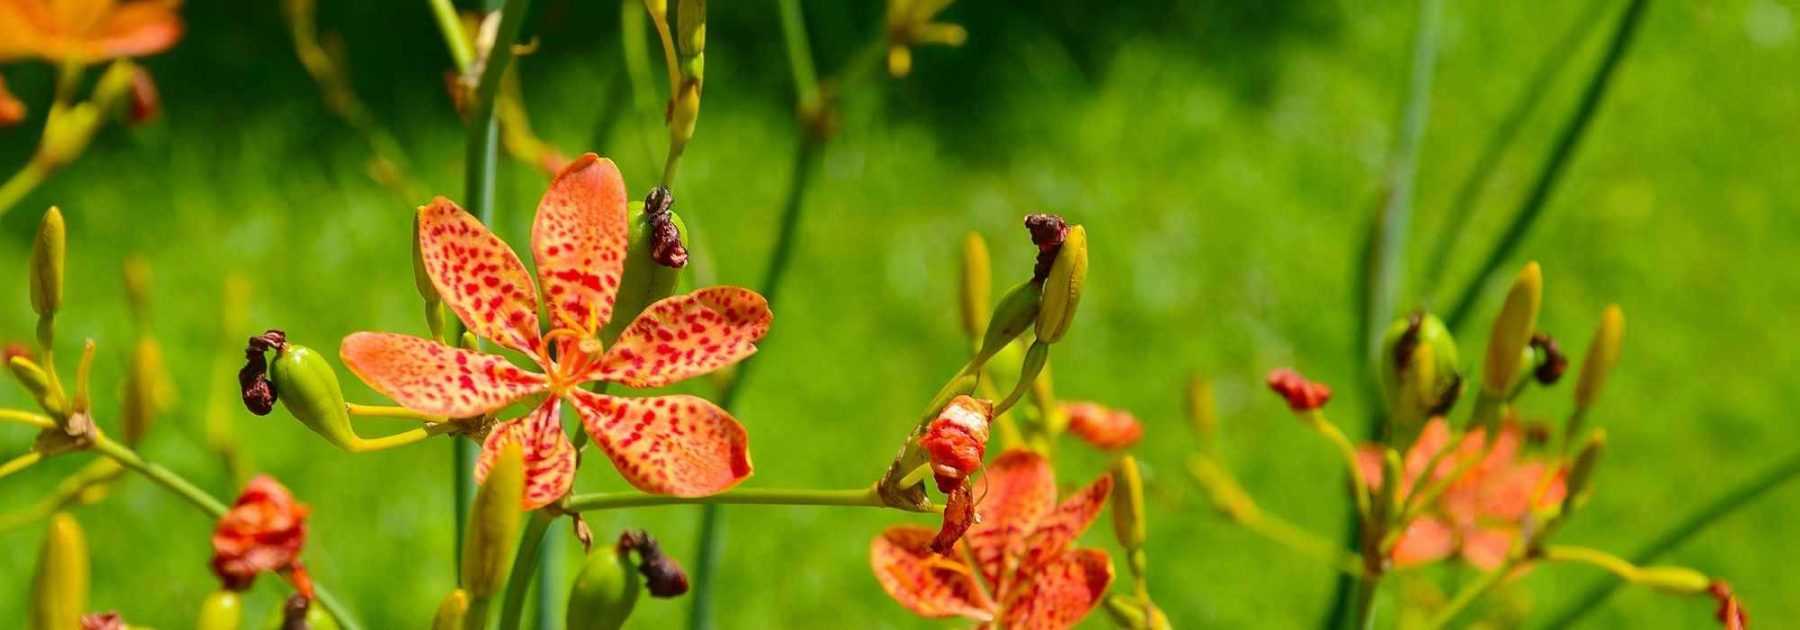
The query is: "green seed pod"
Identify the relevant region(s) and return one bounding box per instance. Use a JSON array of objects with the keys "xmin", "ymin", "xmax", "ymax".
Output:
[
  {"xmin": 1482, "ymin": 262, "xmax": 1542, "ymax": 397},
  {"xmin": 1575, "ymin": 305, "xmax": 1625, "ymax": 411},
  {"xmin": 1035, "ymin": 225, "xmax": 1087, "ymax": 344},
  {"xmin": 29, "ymin": 513, "xmax": 88, "ymax": 630},
  {"xmin": 120, "ymin": 336, "xmax": 166, "ymax": 445},
  {"xmin": 196, "ymin": 590, "xmax": 243, "ymax": 630},
  {"xmin": 30, "ymin": 207, "xmax": 66, "ymax": 320},
  {"xmin": 462, "ymin": 441, "xmax": 524, "ymax": 598},
  {"xmin": 975, "ymin": 281, "xmax": 1042, "ymax": 364},
  {"xmin": 1111, "ymin": 456, "xmax": 1147, "ymax": 550},
  {"xmin": 268, "ymin": 343, "xmax": 360, "ymax": 452},
  {"xmin": 1379, "ymin": 313, "xmax": 1461, "ymax": 444},
  {"xmin": 431, "ymin": 589, "xmax": 470, "ymax": 630},
  {"xmin": 8, "ymin": 355, "xmax": 66, "ymax": 417},
  {"xmin": 674, "ymin": 0, "xmax": 705, "ymax": 71},
  {"xmin": 959, "ymin": 232, "xmax": 992, "ymax": 341},
  {"xmin": 604, "ymin": 200, "xmax": 687, "ymax": 344},
  {"xmin": 566, "ymin": 545, "xmax": 641, "ymax": 630}
]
